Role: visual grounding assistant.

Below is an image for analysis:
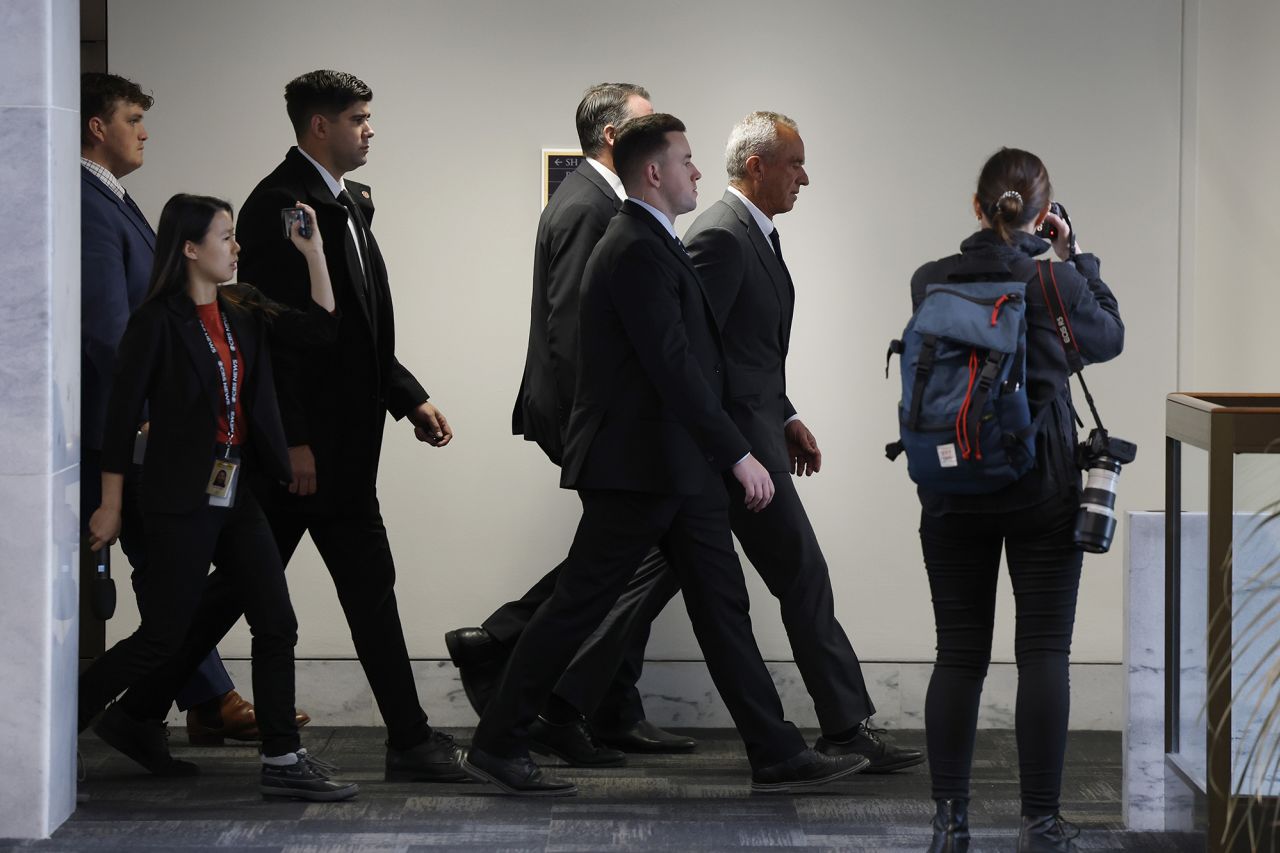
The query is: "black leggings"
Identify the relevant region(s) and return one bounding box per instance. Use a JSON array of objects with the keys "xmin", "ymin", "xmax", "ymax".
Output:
[{"xmin": 919, "ymin": 496, "xmax": 1082, "ymax": 815}]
